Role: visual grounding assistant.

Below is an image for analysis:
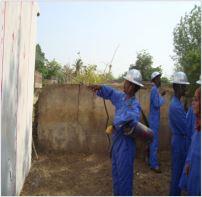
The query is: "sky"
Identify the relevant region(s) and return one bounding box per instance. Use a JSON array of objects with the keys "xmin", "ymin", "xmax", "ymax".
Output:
[{"xmin": 37, "ymin": 0, "xmax": 201, "ymax": 78}]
